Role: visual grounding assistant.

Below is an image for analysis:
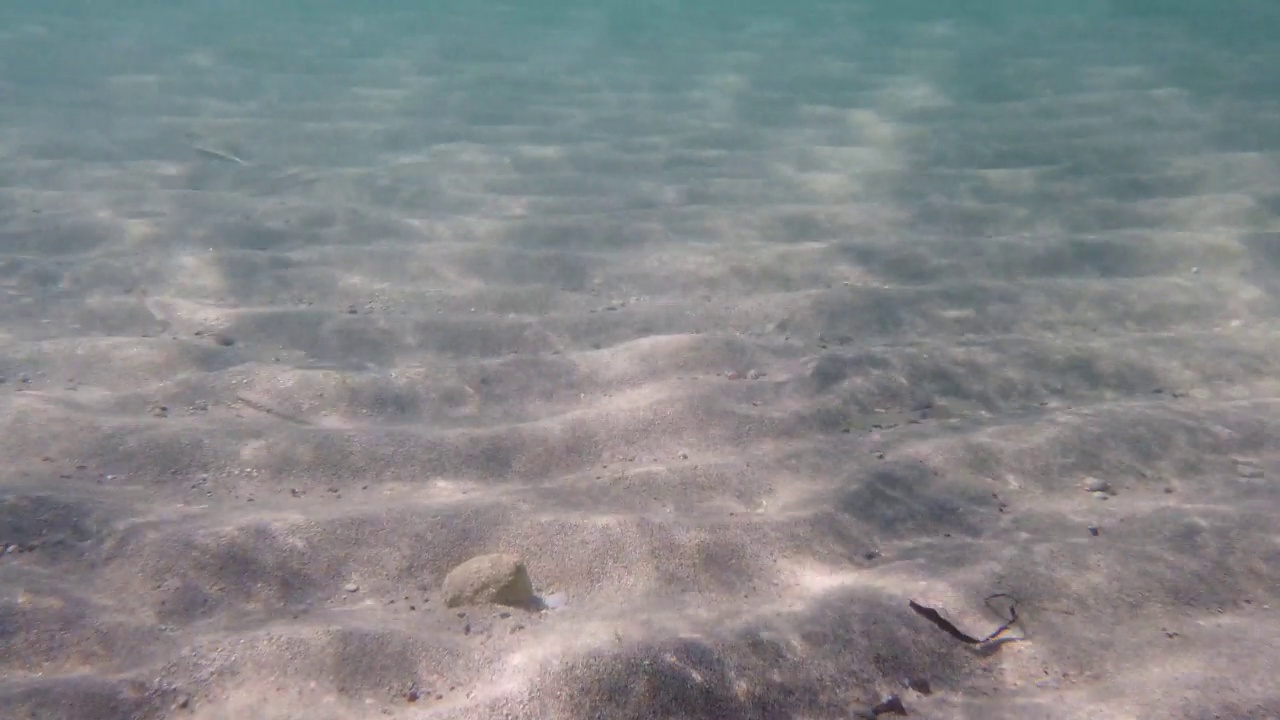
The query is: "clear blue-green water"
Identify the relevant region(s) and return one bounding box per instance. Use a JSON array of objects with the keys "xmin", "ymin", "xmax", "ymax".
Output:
[{"xmin": 2, "ymin": 1, "xmax": 1277, "ymax": 237}]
